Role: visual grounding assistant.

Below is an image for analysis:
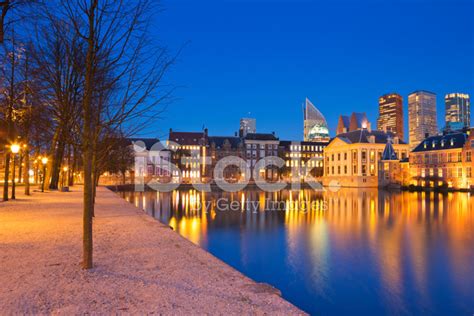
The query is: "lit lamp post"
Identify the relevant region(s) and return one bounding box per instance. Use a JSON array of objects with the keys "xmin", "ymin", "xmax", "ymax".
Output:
[
  {"xmin": 41, "ymin": 157, "xmax": 48, "ymax": 193},
  {"xmin": 61, "ymin": 166, "xmax": 69, "ymax": 191},
  {"xmin": 10, "ymin": 144, "xmax": 20, "ymax": 200}
]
